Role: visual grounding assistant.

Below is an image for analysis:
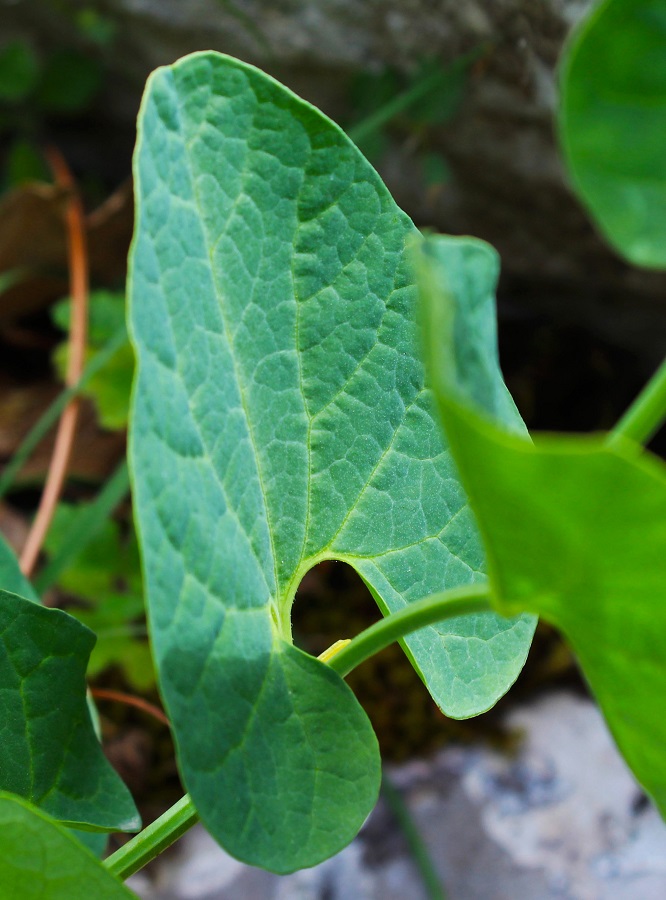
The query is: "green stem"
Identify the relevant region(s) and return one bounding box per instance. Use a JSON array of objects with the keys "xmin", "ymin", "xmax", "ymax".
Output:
[
  {"xmin": 327, "ymin": 583, "xmax": 493, "ymax": 678},
  {"xmin": 104, "ymin": 794, "xmax": 199, "ymax": 881},
  {"xmin": 609, "ymin": 356, "xmax": 666, "ymax": 446},
  {"xmin": 348, "ymin": 47, "xmax": 484, "ymax": 145},
  {"xmin": 381, "ymin": 772, "xmax": 447, "ymax": 900}
]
